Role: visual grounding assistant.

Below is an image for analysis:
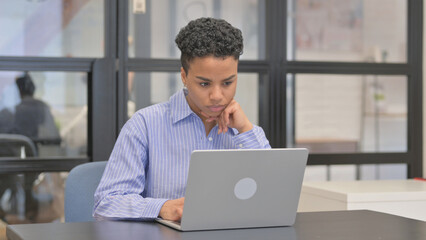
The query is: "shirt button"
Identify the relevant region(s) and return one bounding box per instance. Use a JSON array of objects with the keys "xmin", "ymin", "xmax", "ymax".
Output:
[
  {"xmin": 239, "ymin": 144, "xmax": 243, "ymax": 148},
  {"xmin": 208, "ymin": 137, "xmax": 213, "ymax": 141}
]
